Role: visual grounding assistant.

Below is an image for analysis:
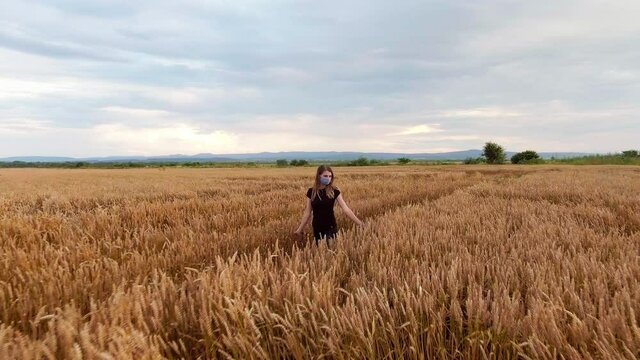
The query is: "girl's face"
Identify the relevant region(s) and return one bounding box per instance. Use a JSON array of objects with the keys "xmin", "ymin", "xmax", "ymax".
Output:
[{"xmin": 319, "ymin": 171, "xmax": 333, "ymax": 184}]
